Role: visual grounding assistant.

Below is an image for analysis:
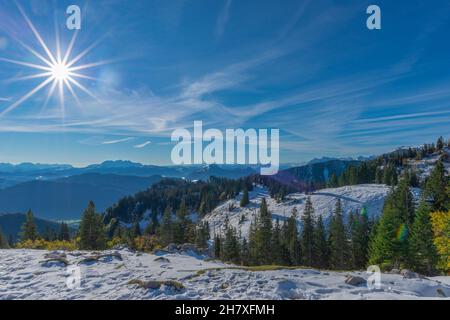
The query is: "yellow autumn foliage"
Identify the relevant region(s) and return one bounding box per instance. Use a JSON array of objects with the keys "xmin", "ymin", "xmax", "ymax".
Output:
[
  {"xmin": 16, "ymin": 239, "xmax": 77, "ymax": 251},
  {"xmin": 430, "ymin": 211, "xmax": 450, "ymax": 273}
]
